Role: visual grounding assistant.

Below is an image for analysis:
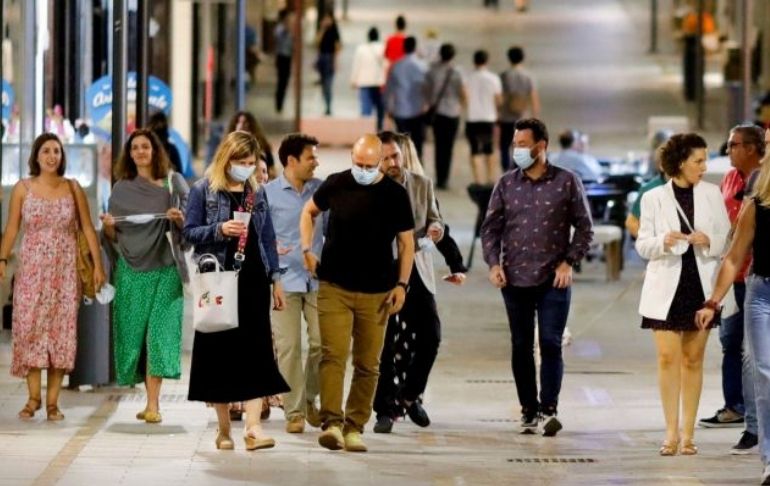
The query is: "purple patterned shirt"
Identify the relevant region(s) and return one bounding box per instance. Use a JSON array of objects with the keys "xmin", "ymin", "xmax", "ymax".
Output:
[{"xmin": 481, "ymin": 163, "xmax": 593, "ymax": 287}]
